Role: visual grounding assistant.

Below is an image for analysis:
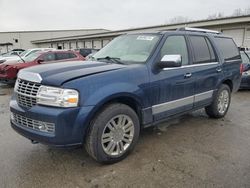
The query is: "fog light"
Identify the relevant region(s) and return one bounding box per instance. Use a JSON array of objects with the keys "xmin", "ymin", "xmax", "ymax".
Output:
[
  {"xmin": 38, "ymin": 123, "xmax": 47, "ymax": 131},
  {"xmin": 10, "ymin": 112, "xmax": 14, "ymax": 121}
]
